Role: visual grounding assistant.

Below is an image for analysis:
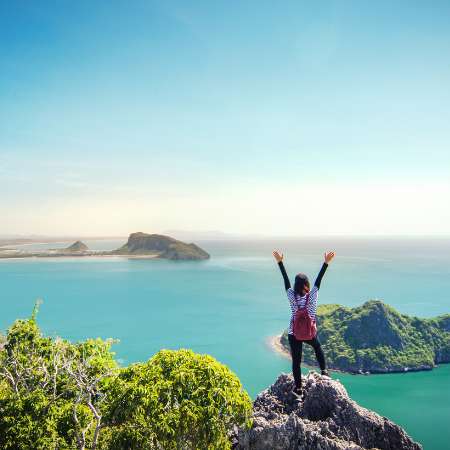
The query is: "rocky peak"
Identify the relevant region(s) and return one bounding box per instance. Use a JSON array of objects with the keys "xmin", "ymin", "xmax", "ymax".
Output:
[
  {"xmin": 232, "ymin": 372, "xmax": 421, "ymax": 450},
  {"xmin": 344, "ymin": 300, "xmax": 405, "ymax": 350},
  {"xmin": 65, "ymin": 241, "xmax": 89, "ymax": 252}
]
